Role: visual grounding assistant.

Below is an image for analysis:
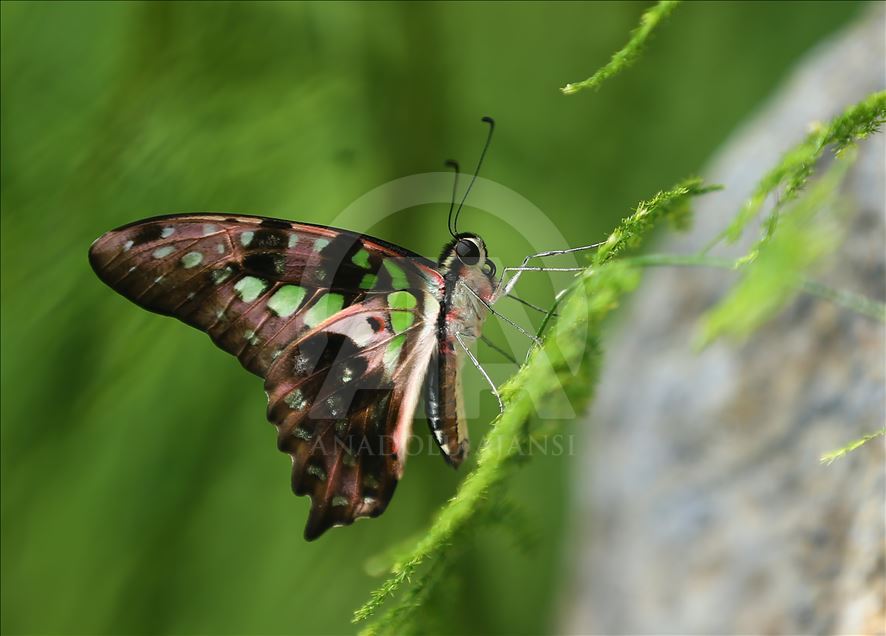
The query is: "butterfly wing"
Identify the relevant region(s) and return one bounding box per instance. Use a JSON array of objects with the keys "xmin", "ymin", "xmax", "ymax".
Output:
[
  {"xmin": 266, "ymin": 294, "xmax": 438, "ymax": 539},
  {"xmin": 88, "ymin": 213, "xmax": 442, "ymax": 375},
  {"xmin": 89, "ymin": 213, "xmax": 444, "ymax": 539}
]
